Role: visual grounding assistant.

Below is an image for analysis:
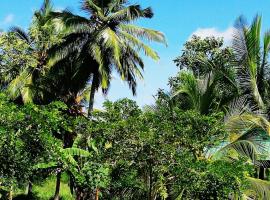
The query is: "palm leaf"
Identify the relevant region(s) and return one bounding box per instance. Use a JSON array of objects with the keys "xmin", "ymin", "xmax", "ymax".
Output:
[
  {"xmin": 7, "ymin": 68, "xmax": 34, "ymax": 103},
  {"xmin": 9, "ymin": 27, "xmax": 31, "ymax": 45},
  {"xmin": 245, "ymin": 177, "xmax": 270, "ymax": 199},
  {"xmin": 119, "ymin": 31, "xmax": 160, "ymax": 60},
  {"xmin": 108, "ymin": 5, "xmax": 153, "ymax": 22},
  {"xmin": 120, "ymin": 24, "xmax": 166, "ymax": 45}
]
